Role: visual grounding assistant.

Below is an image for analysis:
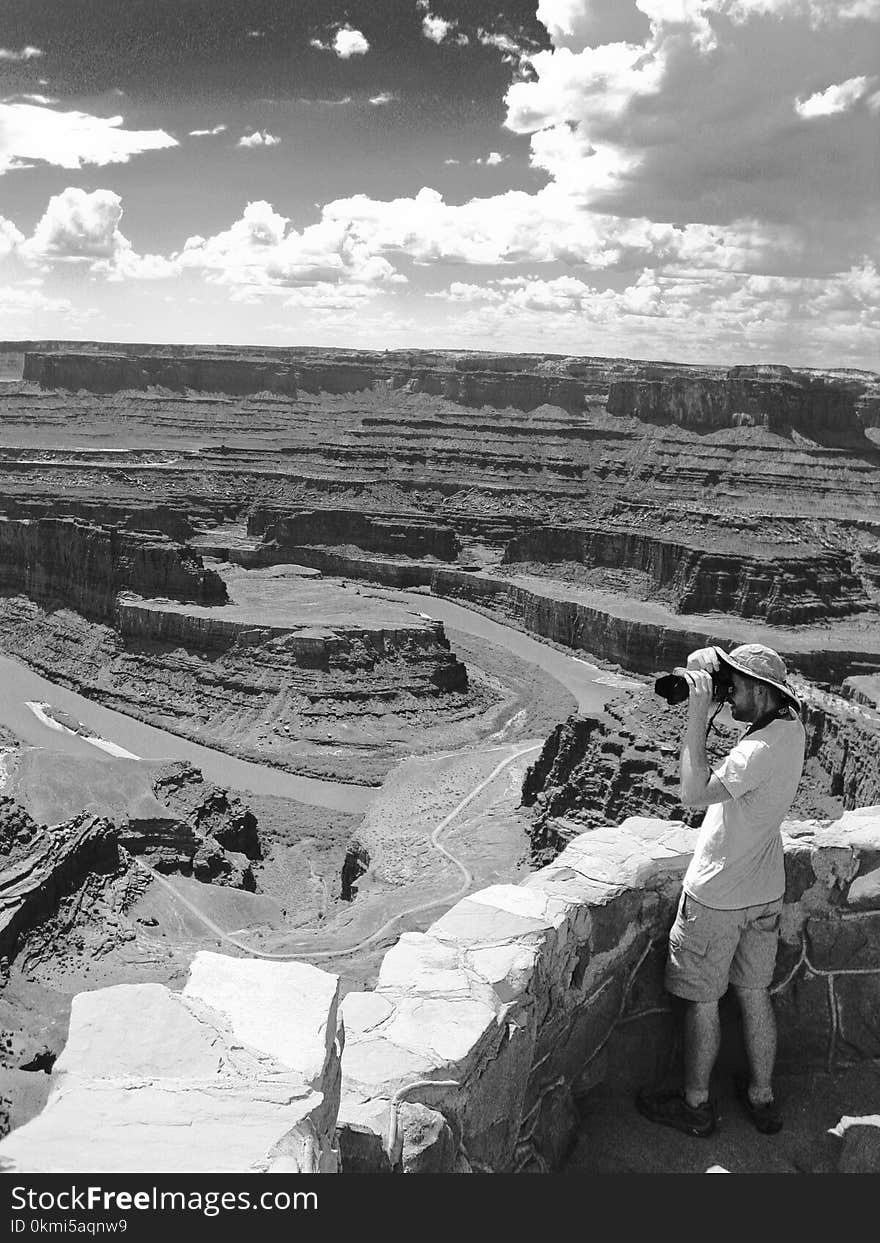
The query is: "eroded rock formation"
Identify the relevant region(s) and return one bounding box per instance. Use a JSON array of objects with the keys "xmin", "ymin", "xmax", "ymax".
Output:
[
  {"xmin": 0, "ymin": 517, "xmax": 226, "ymax": 621},
  {"xmin": 503, "ymin": 525, "xmax": 870, "ymax": 623},
  {"xmin": 0, "ymin": 761, "xmax": 263, "ymax": 963},
  {"xmin": 520, "ymin": 685, "xmax": 880, "ymax": 866},
  {"xmin": 254, "ymin": 507, "xmax": 462, "ymax": 561},
  {"xmin": 607, "ymin": 364, "xmax": 870, "ymax": 446}
]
